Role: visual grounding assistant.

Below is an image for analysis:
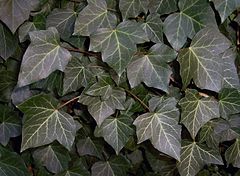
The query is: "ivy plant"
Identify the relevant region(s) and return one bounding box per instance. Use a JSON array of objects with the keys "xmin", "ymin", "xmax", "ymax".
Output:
[{"xmin": 0, "ymin": 0, "xmax": 240, "ymax": 176}]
